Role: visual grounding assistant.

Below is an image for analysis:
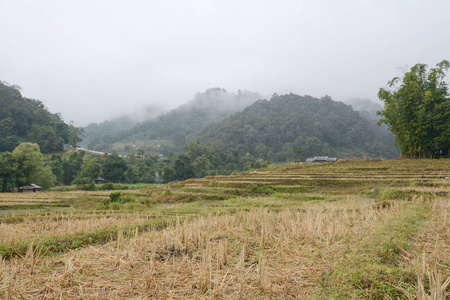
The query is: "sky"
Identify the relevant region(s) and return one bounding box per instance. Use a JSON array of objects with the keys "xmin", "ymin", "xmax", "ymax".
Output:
[{"xmin": 1, "ymin": 0, "xmax": 449, "ymax": 126}]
